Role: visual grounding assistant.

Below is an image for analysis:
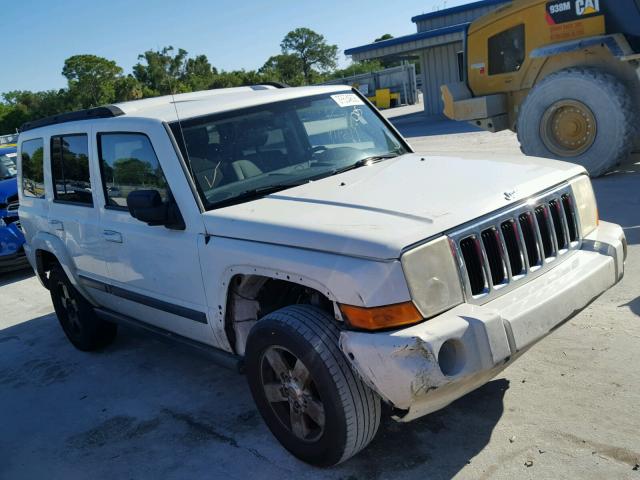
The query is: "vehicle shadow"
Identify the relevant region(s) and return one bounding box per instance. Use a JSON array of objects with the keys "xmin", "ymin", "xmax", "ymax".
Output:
[
  {"xmin": 592, "ymin": 160, "xmax": 640, "ymax": 245},
  {"xmin": 388, "ymin": 113, "xmax": 481, "ymax": 139},
  {"xmin": 338, "ymin": 379, "xmax": 509, "ymax": 479},
  {"xmin": 0, "ymin": 268, "xmax": 34, "ymax": 287},
  {"xmin": 0, "ymin": 313, "xmax": 509, "ymax": 479},
  {"xmin": 621, "ymin": 296, "xmax": 640, "ymax": 317}
]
